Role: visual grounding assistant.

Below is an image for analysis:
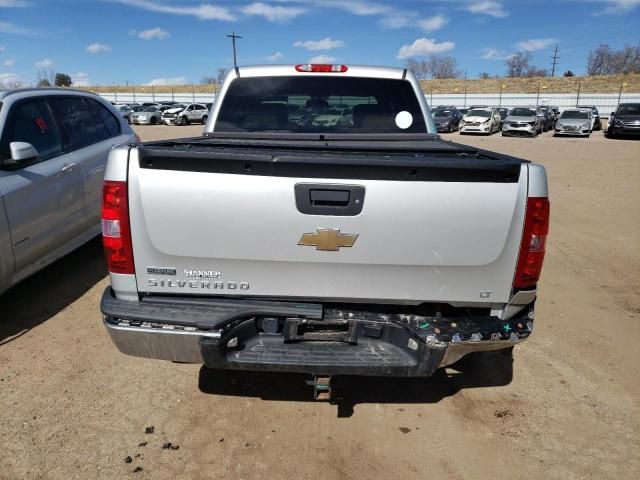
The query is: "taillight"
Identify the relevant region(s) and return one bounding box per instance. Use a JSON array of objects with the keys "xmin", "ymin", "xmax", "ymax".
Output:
[
  {"xmin": 513, "ymin": 197, "xmax": 550, "ymax": 288},
  {"xmin": 102, "ymin": 180, "xmax": 135, "ymax": 275},
  {"xmin": 295, "ymin": 64, "xmax": 348, "ymax": 73}
]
